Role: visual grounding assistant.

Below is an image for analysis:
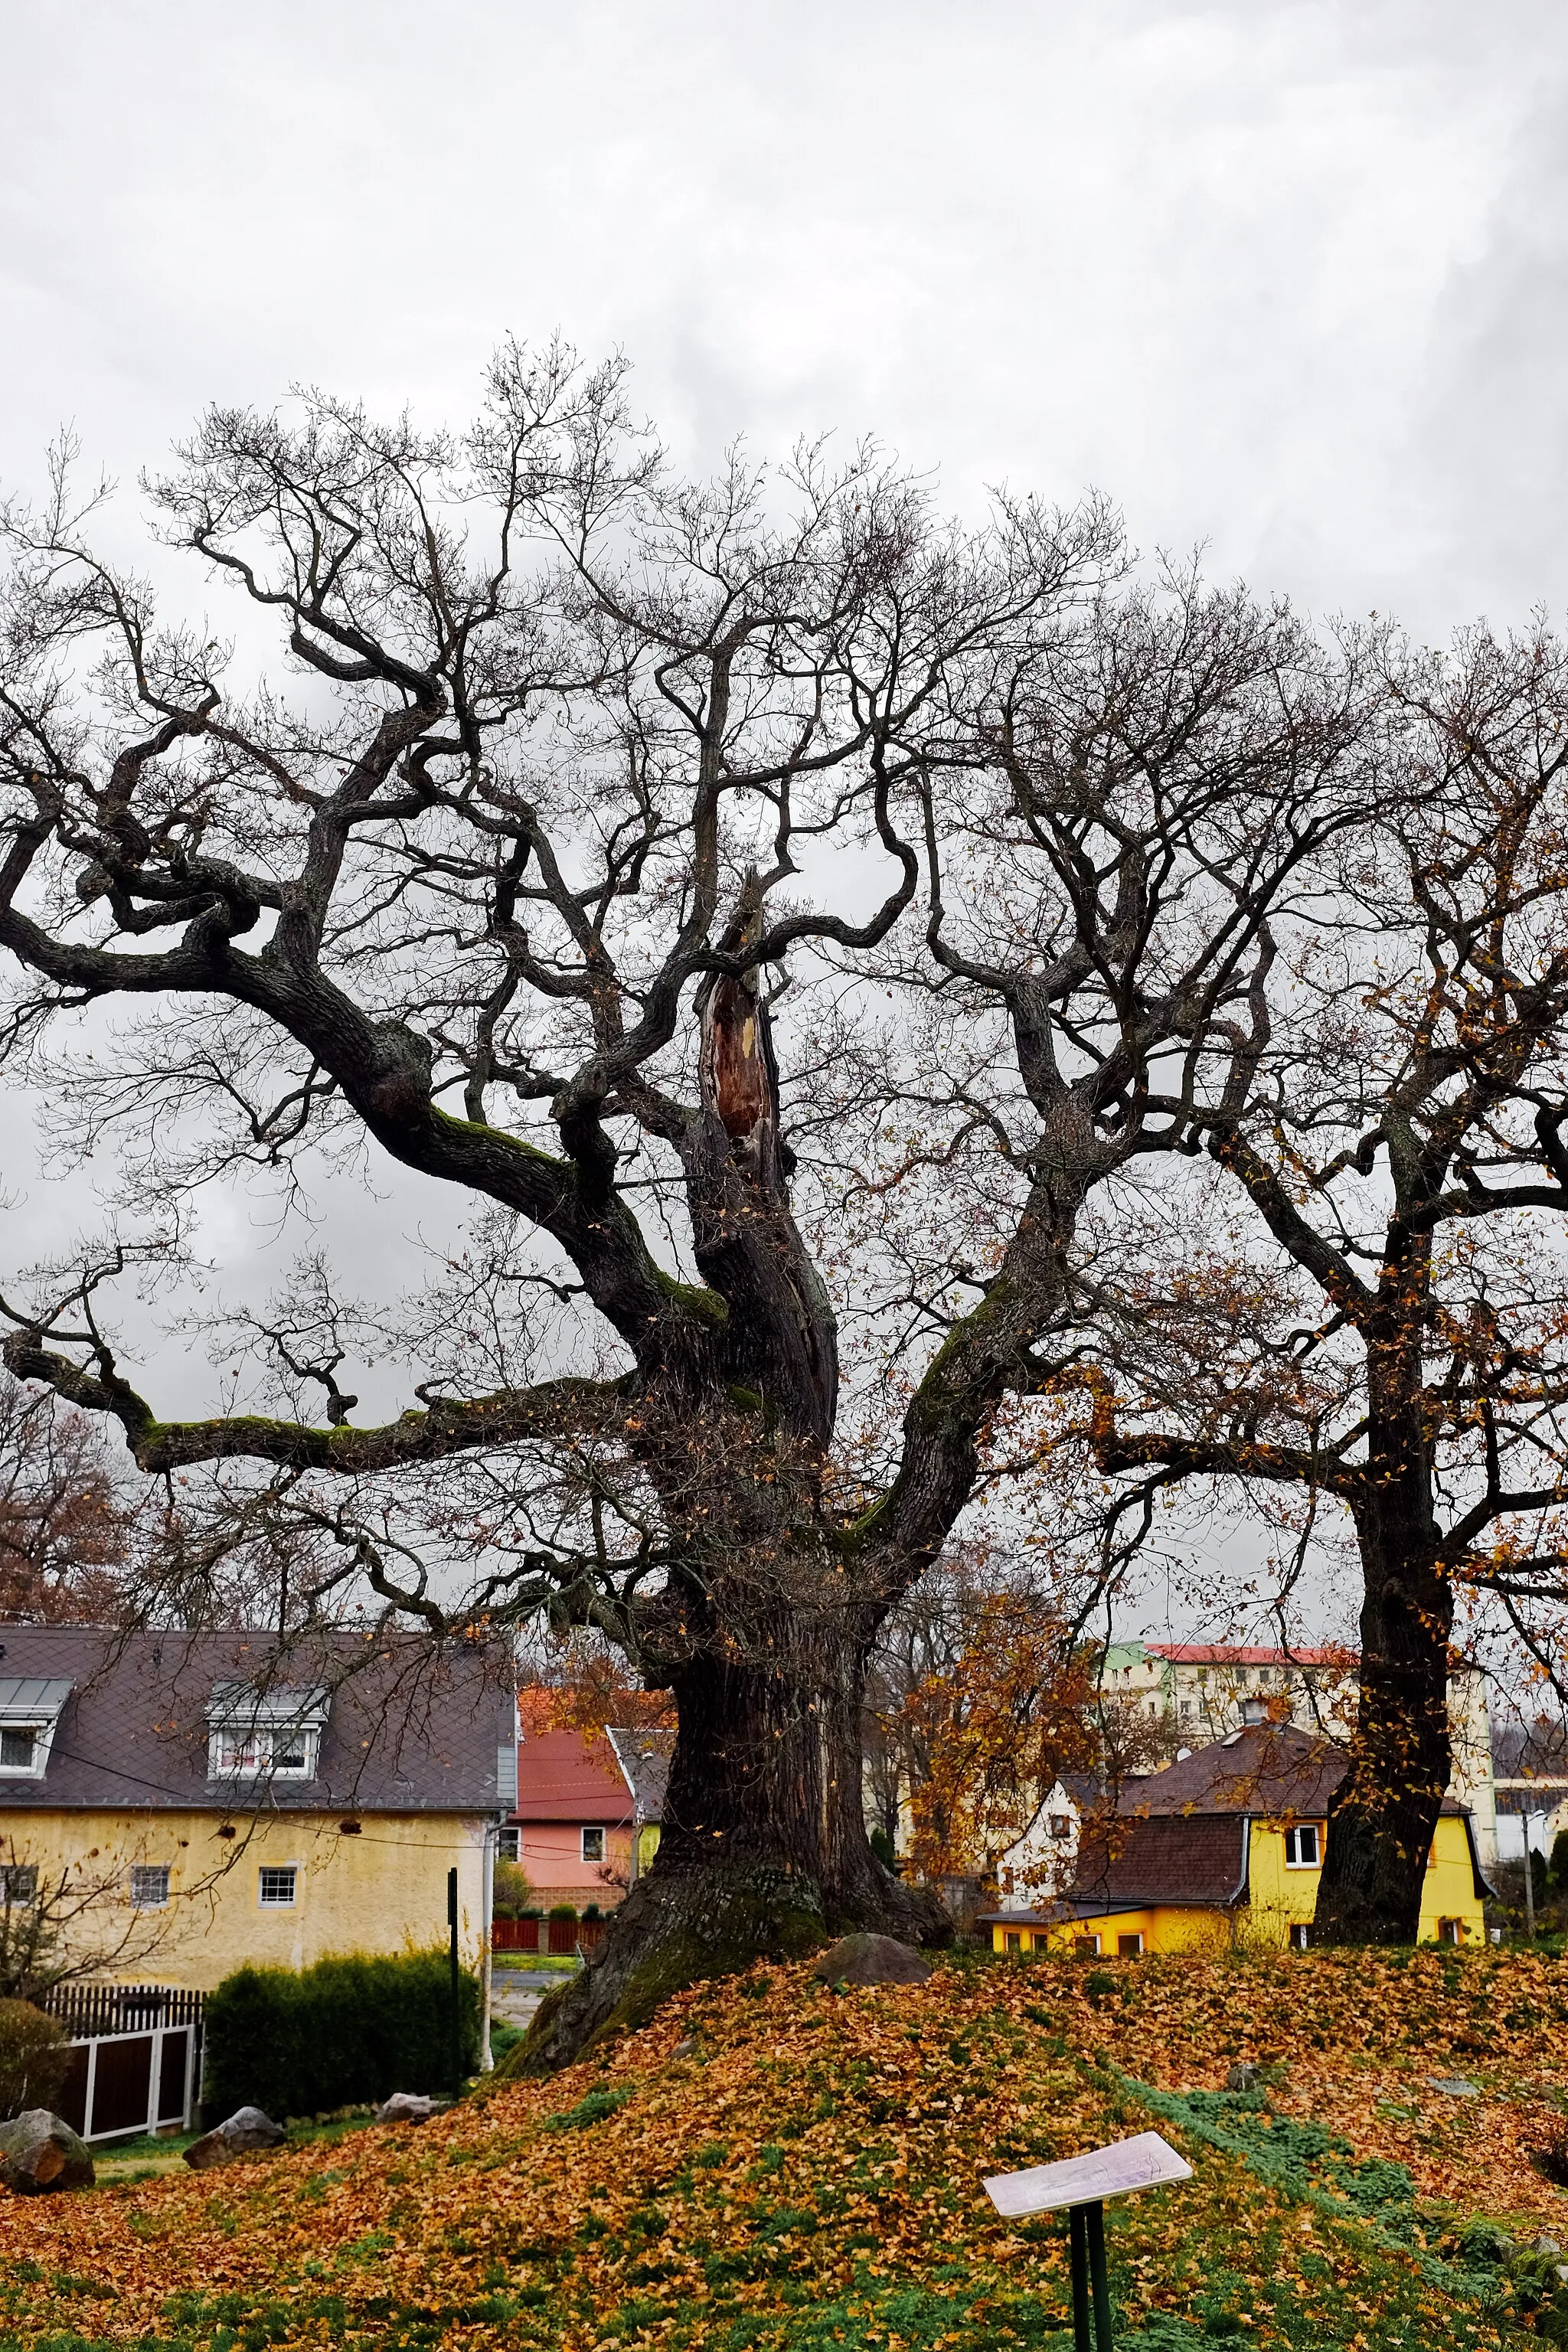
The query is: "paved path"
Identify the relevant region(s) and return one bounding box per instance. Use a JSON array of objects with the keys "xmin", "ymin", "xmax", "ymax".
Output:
[{"xmin": 491, "ymin": 1965, "xmax": 575, "ymax": 2031}]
